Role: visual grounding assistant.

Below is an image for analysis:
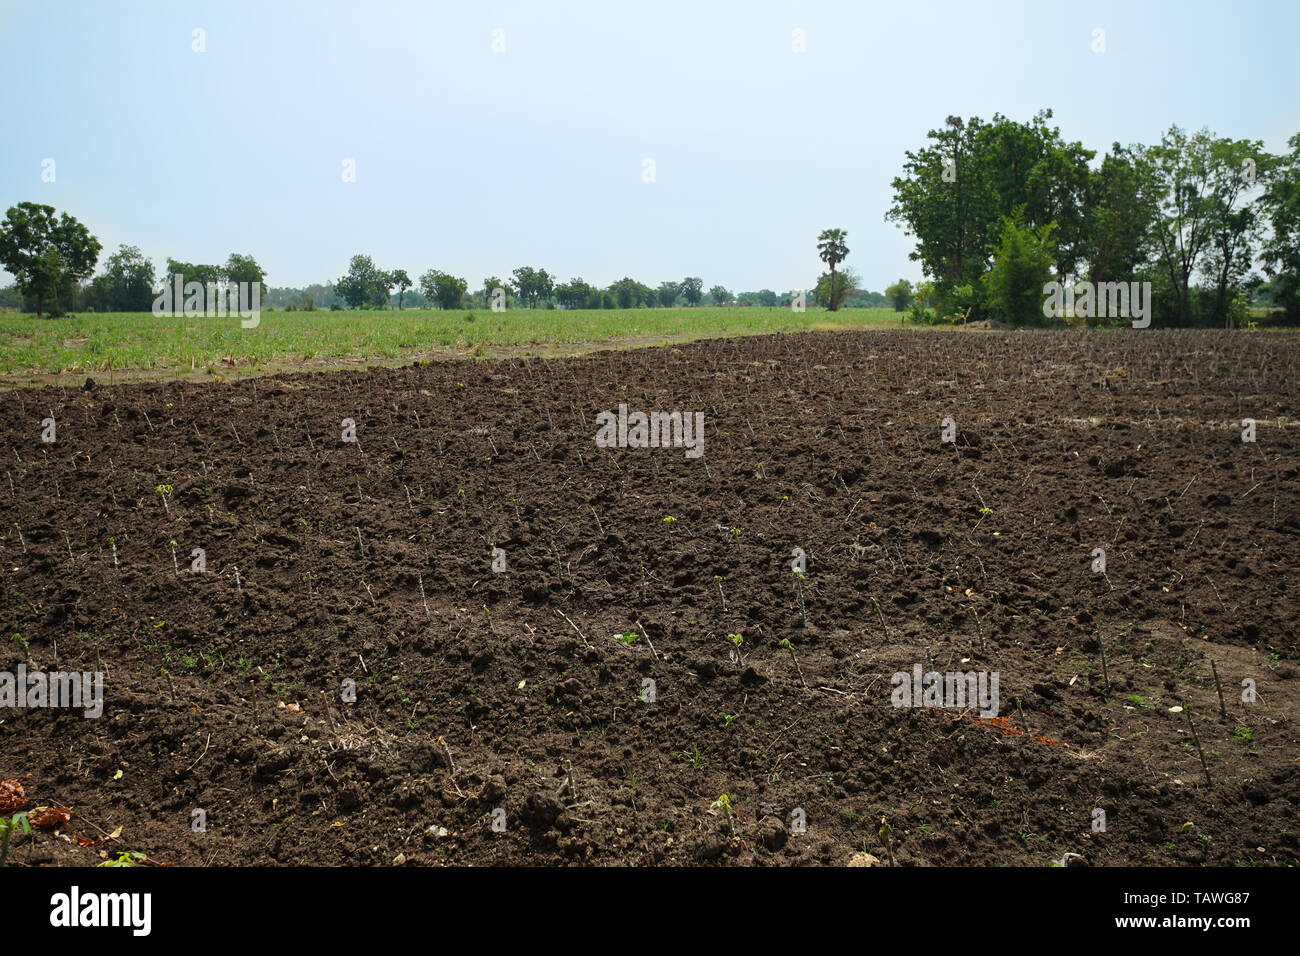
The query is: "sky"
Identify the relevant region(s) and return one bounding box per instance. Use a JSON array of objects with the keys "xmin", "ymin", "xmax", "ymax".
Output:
[{"xmin": 2, "ymin": 0, "xmax": 1298, "ymax": 296}]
